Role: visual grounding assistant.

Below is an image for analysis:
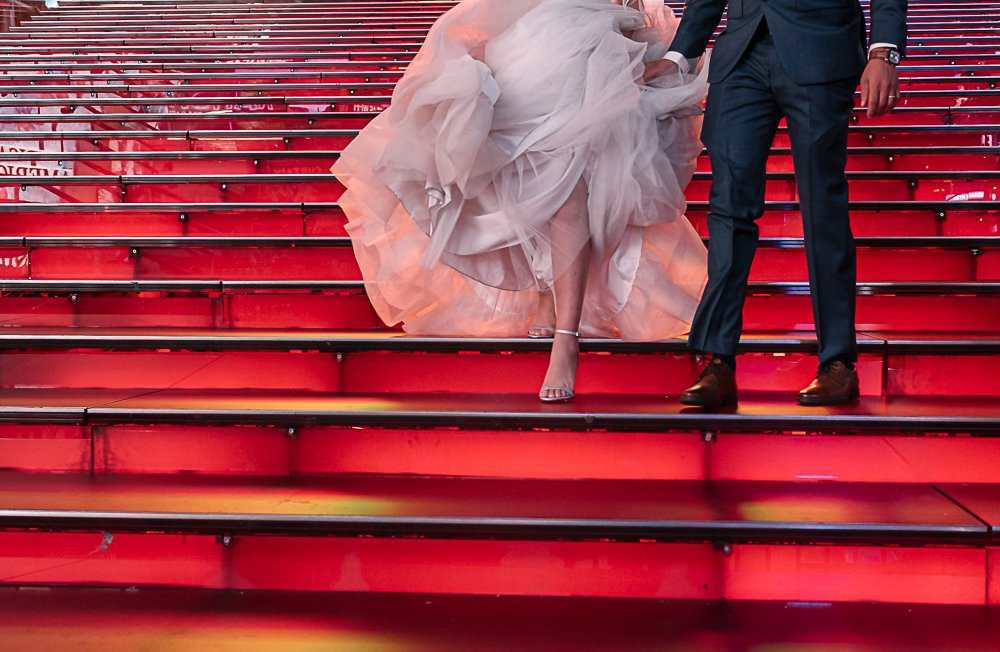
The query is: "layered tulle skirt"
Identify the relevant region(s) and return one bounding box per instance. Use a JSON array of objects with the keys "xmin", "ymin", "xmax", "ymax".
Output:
[{"xmin": 332, "ymin": 0, "xmax": 709, "ymax": 339}]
